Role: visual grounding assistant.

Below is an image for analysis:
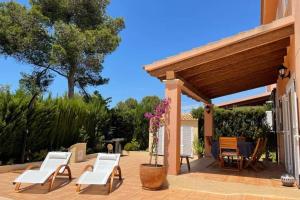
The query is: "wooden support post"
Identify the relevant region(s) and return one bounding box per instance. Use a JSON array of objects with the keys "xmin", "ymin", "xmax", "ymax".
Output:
[
  {"xmin": 164, "ymin": 79, "xmax": 183, "ymax": 175},
  {"xmin": 204, "ymin": 104, "xmax": 214, "ymax": 157}
]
